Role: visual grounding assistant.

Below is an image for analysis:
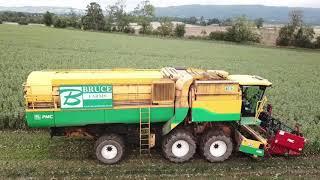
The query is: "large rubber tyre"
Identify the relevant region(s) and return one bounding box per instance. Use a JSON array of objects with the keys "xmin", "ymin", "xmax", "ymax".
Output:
[
  {"xmin": 201, "ymin": 131, "xmax": 233, "ymax": 162},
  {"xmin": 162, "ymin": 129, "xmax": 196, "ymax": 163},
  {"xmin": 95, "ymin": 134, "xmax": 125, "ymax": 164}
]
